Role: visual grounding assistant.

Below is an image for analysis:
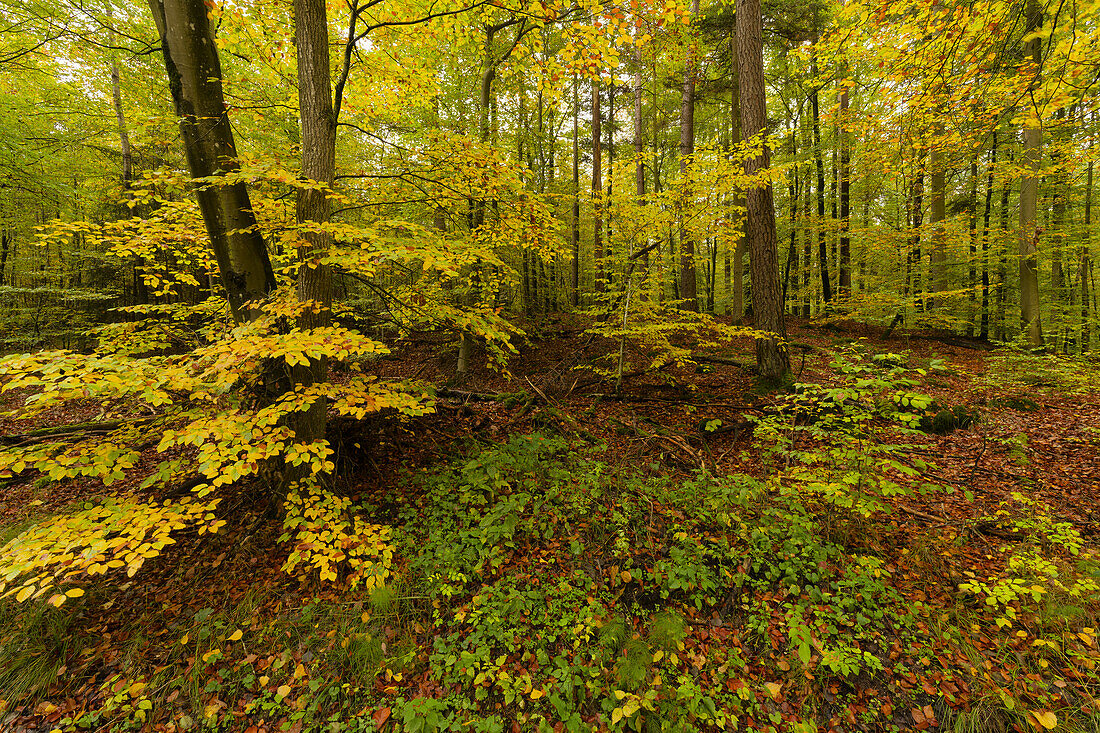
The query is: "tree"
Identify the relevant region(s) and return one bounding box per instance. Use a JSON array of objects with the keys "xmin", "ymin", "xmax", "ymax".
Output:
[
  {"xmin": 737, "ymin": 0, "xmax": 789, "ymax": 379},
  {"xmin": 145, "ymin": 0, "xmax": 276, "ymax": 323},
  {"xmin": 1018, "ymin": 0, "xmax": 1044, "ymax": 348}
]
